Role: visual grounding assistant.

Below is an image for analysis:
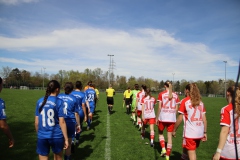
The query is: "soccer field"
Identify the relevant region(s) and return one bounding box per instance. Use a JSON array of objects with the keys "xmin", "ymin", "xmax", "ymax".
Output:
[{"xmin": 0, "ymin": 89, "xmax": 227, "ymax": 160}]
